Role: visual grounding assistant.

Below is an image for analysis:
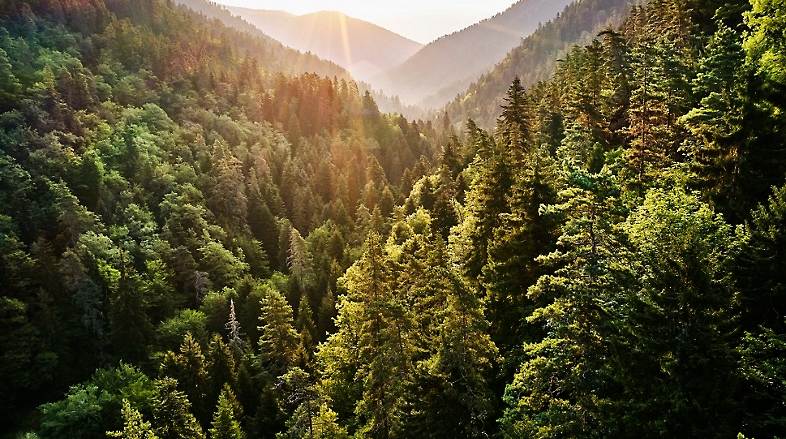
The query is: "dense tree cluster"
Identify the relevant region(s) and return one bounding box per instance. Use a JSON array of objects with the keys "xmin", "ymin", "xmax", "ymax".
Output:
[
  {"xmin": 444, "ymin": 0, "xmax": 643, "ymax": 129},
  {"xmin": 0, "ymin": 0, "xmax": 439, "ymax": 436},
  {"xmin": 2, "ymin": 0, "xmax": 786, "ymax": 438}
]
